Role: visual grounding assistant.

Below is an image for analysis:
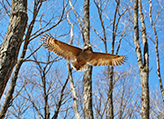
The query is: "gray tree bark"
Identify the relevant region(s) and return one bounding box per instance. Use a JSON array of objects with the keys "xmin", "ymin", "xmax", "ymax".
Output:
[
  {"xmin": 107, "ymin": 1, "xmax": 120, "ymax": 118},
  {"xmin": 134, "ymin": 0, "xmax": 149, "ymax": 118},
  {"xmin": 0, "ymin": 0, "xmax": 28, "ymax": 99},
  {"xmin": 83, "ymin": 0, "xmax": 94, "ymax": 119}
]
